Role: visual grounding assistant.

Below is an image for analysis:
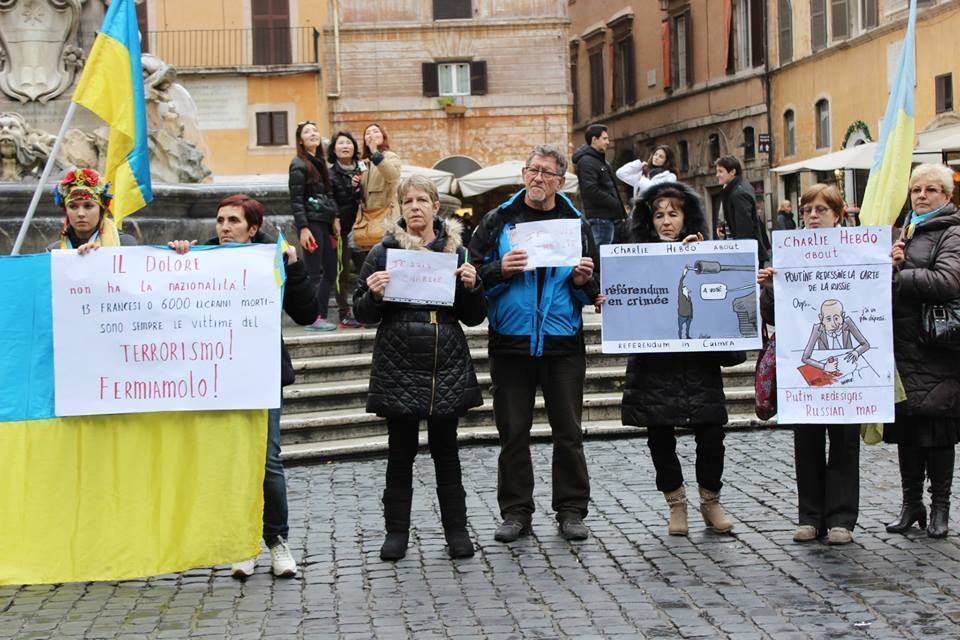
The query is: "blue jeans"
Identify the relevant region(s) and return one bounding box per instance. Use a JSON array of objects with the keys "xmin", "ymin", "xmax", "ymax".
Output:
[
  {"xmin": 588, "ymin": 218, "xmax": 616, "ymax": 247},
  {"xmin": 263, "ymin": 407, "xmax": 288, "ymax": 546},
  {"xmin": 678, "ymin": 315, "xmax": 692, "ymax": 339}
]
